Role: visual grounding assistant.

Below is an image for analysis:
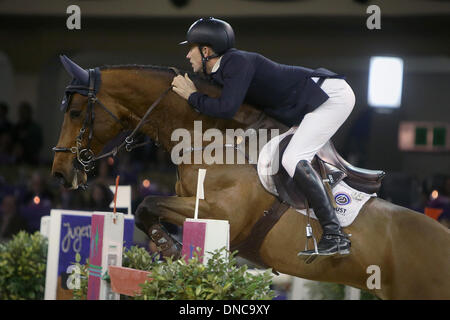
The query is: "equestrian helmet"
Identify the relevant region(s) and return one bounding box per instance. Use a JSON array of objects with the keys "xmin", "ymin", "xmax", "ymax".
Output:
[{"xmin": 179, "ymin": 17, "xmax": 235, "ymax": 55}]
